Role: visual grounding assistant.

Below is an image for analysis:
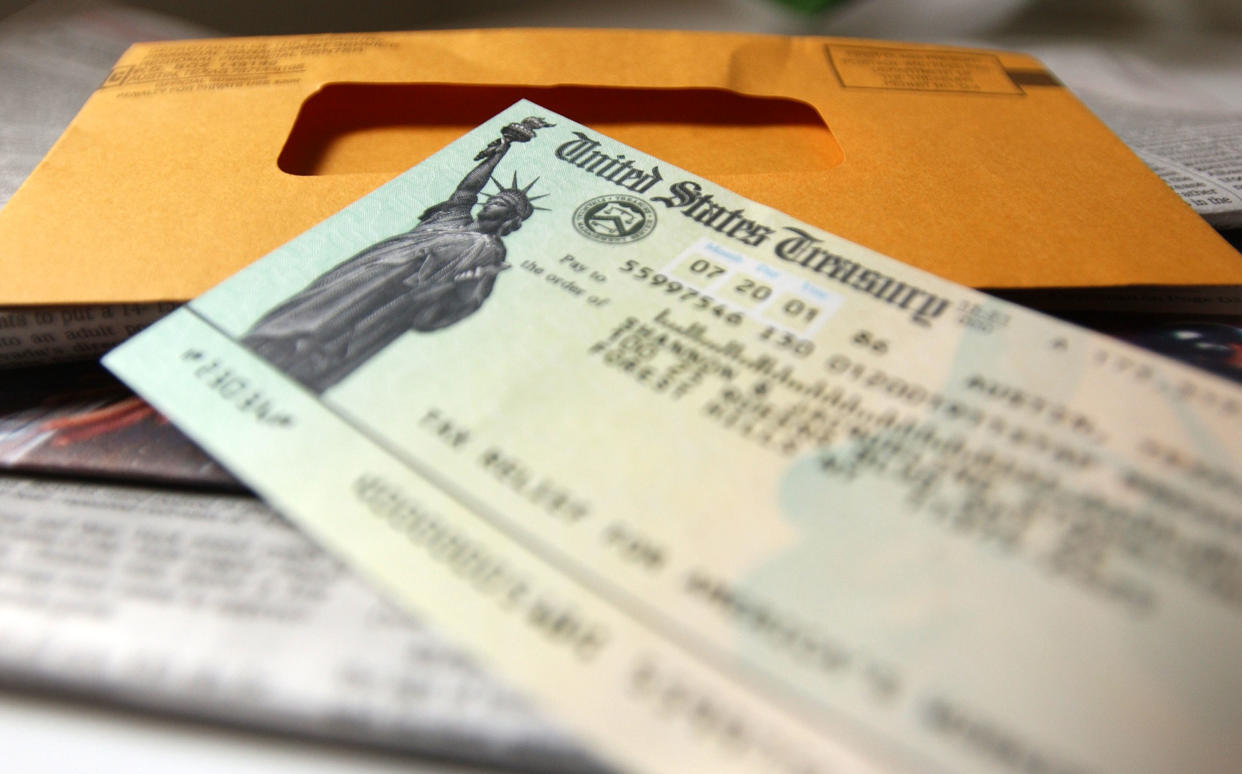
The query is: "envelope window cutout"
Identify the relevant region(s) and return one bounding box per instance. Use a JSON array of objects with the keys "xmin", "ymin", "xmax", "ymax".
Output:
[{"xmin": 277, "ymin": 83, "xmax": 842, "ymax": 177}]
